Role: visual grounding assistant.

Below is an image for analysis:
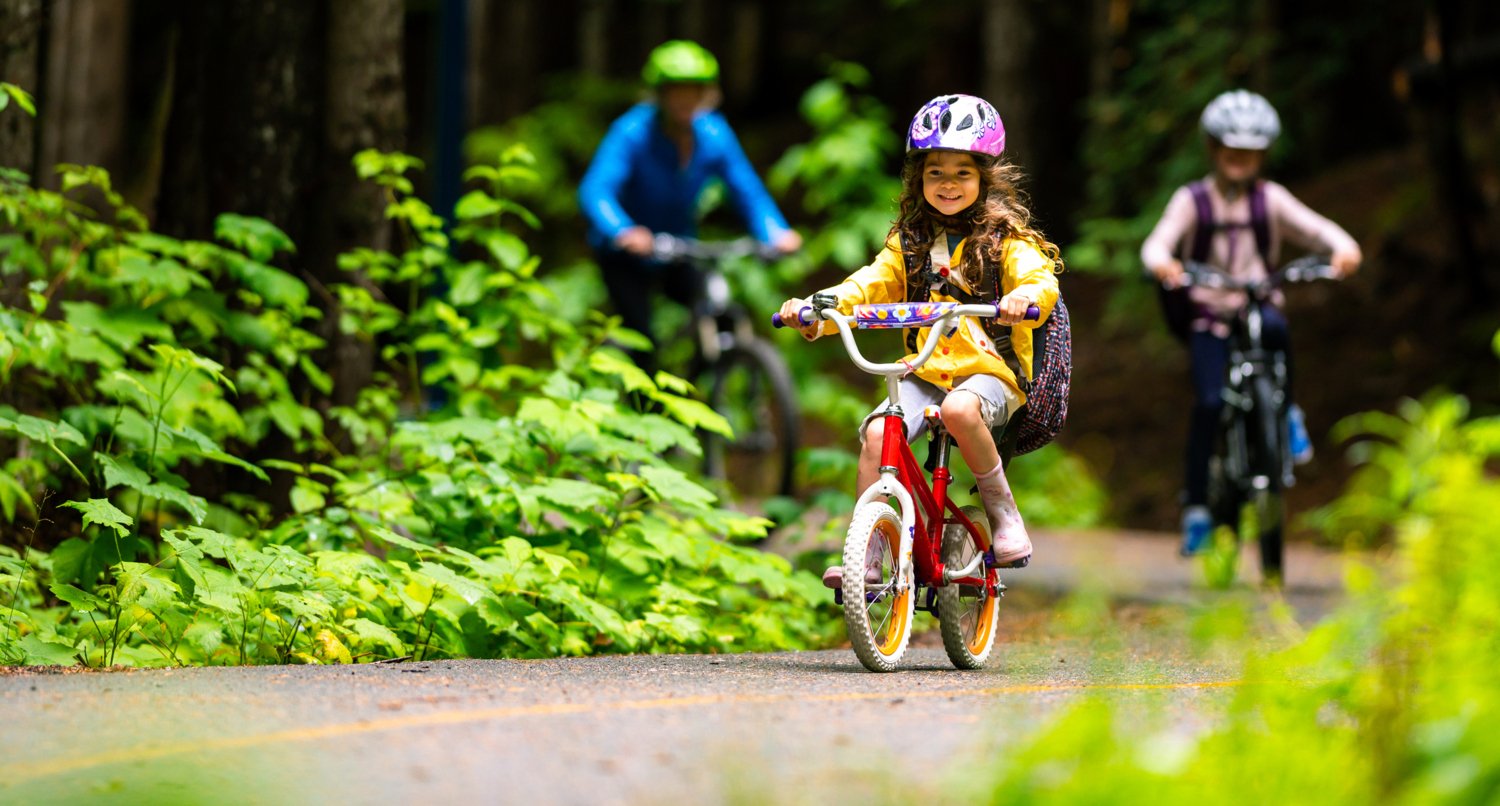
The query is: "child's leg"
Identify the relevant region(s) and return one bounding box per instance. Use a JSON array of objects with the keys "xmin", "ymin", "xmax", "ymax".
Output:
[
  {"xmin": 941, "ymin": 389, "xmax": 1031, "ymax": 564},
  {"xmin": 1185, "ymin": 331, "xmax": 1231, "ymax": 506}
]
